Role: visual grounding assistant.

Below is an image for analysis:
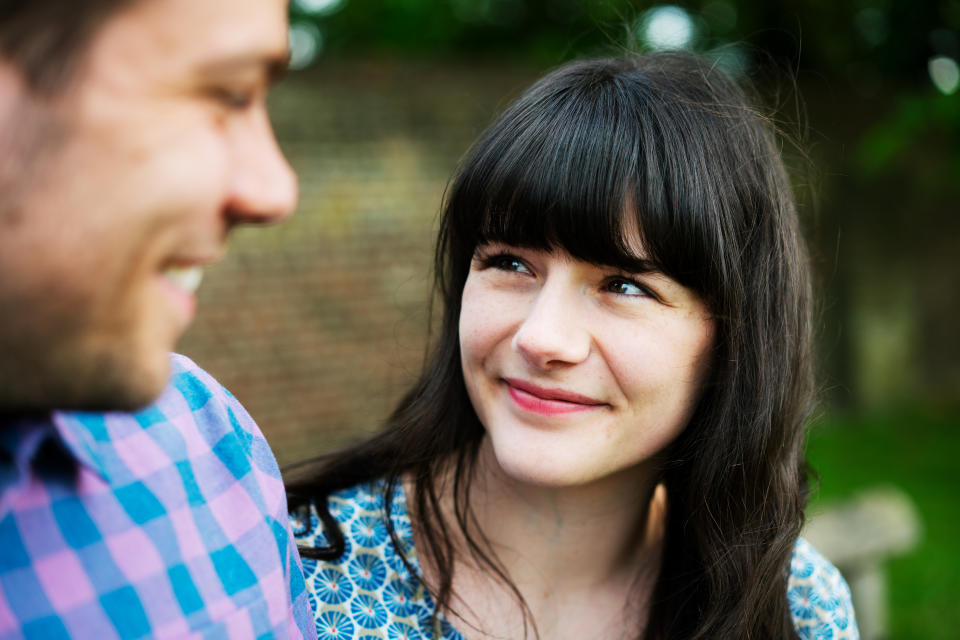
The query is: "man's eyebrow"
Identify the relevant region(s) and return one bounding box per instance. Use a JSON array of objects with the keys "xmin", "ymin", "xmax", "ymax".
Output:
[
  {"xmin": 266, "ymin": 54, "xmax": 291, "ymax": 84},
  {"xmin": 197, "ymin": 52, "xmax": 291, "ymax": 84}
]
